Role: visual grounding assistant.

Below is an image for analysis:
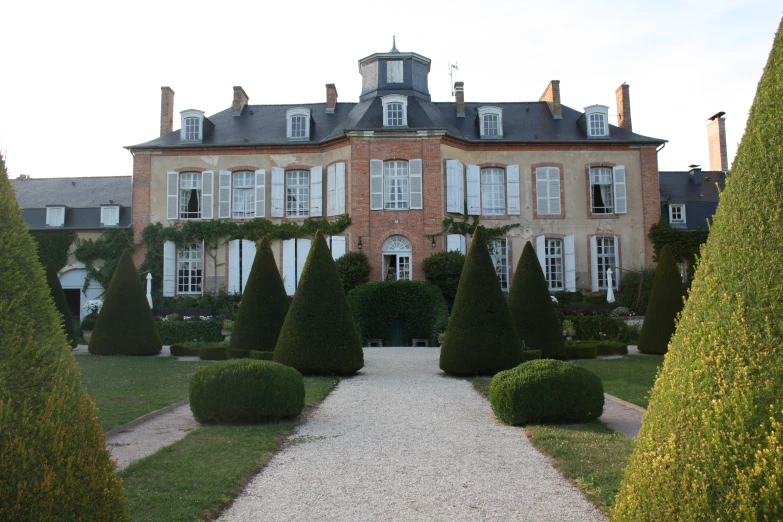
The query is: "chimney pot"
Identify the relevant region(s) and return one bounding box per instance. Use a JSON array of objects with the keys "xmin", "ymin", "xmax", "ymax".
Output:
[
  {"xmin": 454, "ymin": 81, "xmax": 465, "ymax": 117},
  {"xmin": 160, "ymin": 86, "xmax": 175, "ymax": 137},
  {"xmin": 325, "ymin": 84, "xmax": 338, "ymax": 113},
  {"xmin": 707, "ymin": 112, "xmax": 728, "ymax": 171},
  {"xmin": 615, "ymin": 83, "xmax": 632, "ymax": 131},
  {"xmin": 539, "ymin": 81, "xmax": 562, "ymax": 119},
  {"xmin": 689, "ymin": 166, "xmax": 703, "ymax": 185},
  {"xmin": 232, "ymin": 86, "xmax": 249, "ymax": 115}
]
